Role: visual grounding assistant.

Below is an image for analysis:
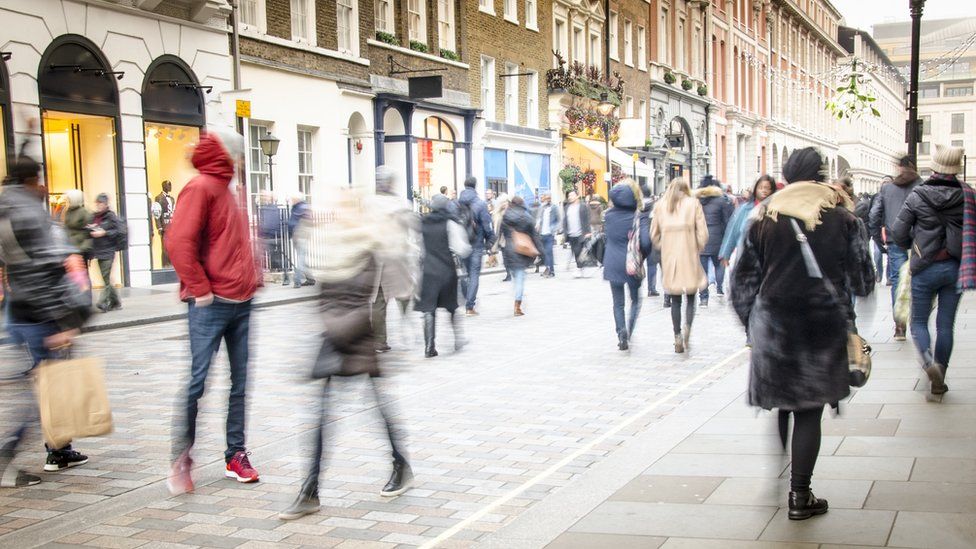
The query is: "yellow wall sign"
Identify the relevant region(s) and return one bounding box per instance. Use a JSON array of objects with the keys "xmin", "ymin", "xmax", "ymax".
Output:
[{"xmin": 235, "ymin": 100, "xmax": 251, "ymax": 118}]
